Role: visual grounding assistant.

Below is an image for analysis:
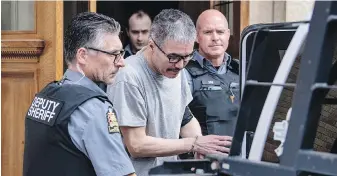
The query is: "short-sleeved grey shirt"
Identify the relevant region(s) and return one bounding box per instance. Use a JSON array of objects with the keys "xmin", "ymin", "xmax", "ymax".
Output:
[
  {"xmin": 64, "ymin": 69, "xmax": 135, "ymax": 176},
  {"xmin": 107, "ymin": 50, "xmax": 192, "ymax": 176}
]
